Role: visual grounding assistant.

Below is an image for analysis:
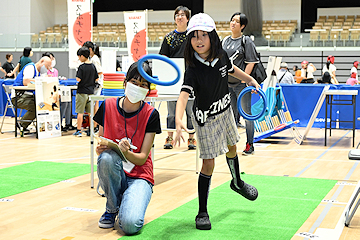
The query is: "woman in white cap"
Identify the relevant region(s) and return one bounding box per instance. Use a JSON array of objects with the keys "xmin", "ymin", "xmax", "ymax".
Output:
[{"xmin": 174, "ymin": 13, "xmax": 259, "ymax": 231}]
